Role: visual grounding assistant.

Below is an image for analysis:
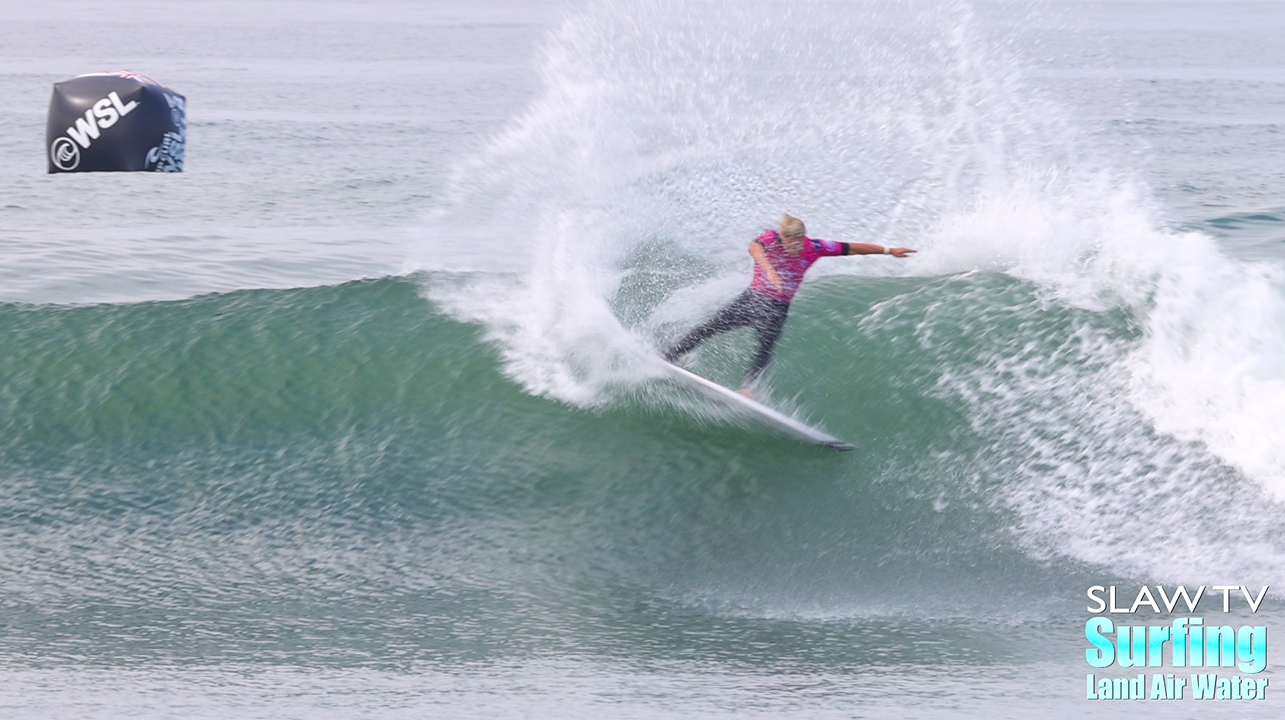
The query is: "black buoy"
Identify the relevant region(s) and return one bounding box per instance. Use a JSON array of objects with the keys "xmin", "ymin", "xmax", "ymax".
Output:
[{"xmin": 46, "ymin": 72, "xmax": 186, "ymax": 174}]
